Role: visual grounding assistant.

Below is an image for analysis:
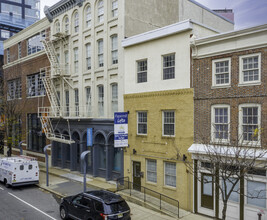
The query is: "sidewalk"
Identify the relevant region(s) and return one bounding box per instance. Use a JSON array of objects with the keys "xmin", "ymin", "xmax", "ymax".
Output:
[{"xmin": 38, "ymin": 165, "xmax": 212, "ymax": 220}]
